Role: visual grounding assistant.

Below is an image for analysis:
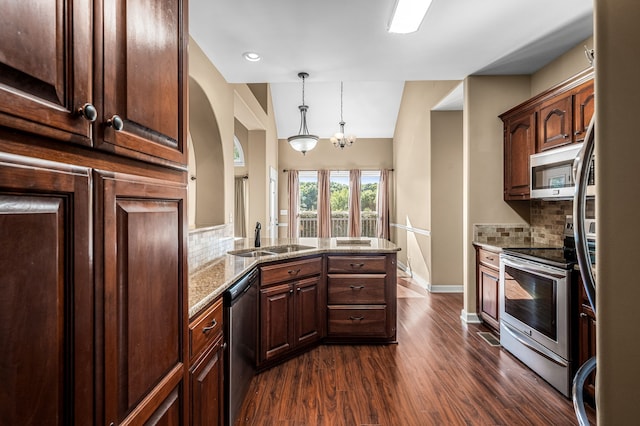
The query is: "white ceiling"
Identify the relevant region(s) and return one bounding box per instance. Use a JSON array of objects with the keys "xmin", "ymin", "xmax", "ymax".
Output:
[{"xmin": 189, "ymin": 0, "xmax": 593, "ymax": 139}]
